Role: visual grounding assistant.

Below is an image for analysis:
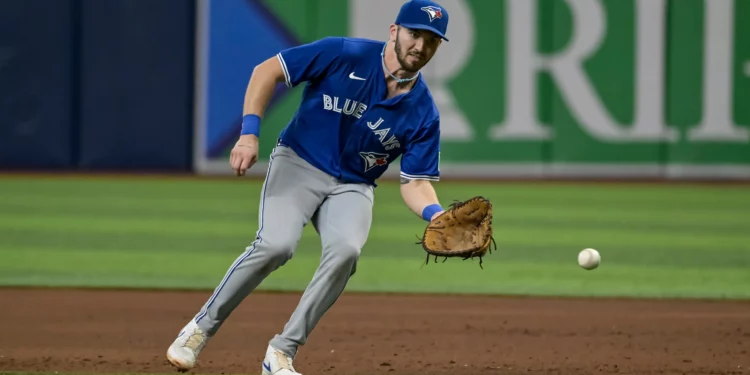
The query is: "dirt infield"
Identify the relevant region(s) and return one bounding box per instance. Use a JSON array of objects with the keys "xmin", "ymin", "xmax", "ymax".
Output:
[{"xmin": 1, "ymin": 288, "xmax": 748, "ymax": 375}]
